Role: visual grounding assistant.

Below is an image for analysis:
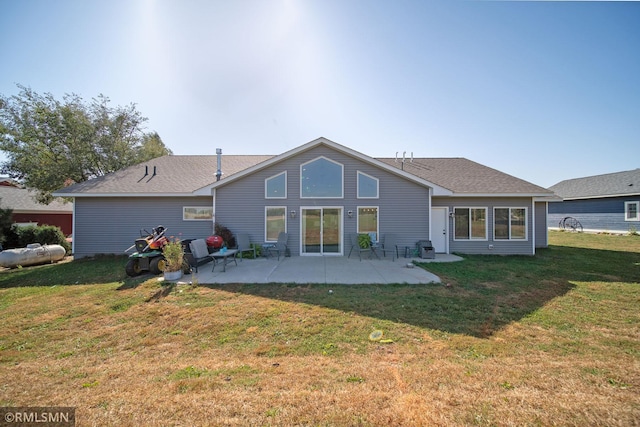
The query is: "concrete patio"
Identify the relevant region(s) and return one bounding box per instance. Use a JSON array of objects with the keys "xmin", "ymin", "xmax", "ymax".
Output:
[{"xmin": 178, "ymin": 254, "xmax": 463, "ymax": 285}]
